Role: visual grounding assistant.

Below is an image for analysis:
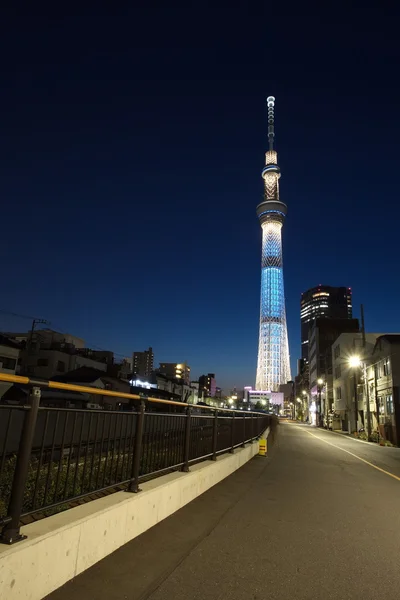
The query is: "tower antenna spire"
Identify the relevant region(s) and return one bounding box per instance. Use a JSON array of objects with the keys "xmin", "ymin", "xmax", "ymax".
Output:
[{"xmin": 267, "ymin": 96, "xmax": 275, "ymax": 150}]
